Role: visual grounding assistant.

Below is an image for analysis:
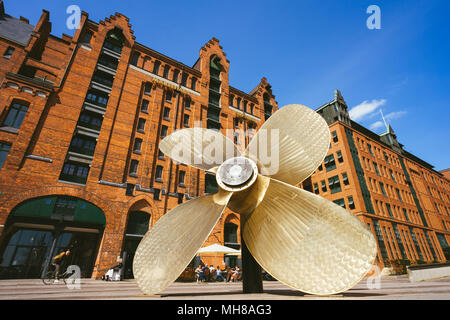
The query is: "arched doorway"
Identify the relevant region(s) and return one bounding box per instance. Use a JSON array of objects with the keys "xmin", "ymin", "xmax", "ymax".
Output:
[
  {"xmin": 0, "ymin": 196, "xmax": 106, "ymax": 279},
  {"xmin": 122, "ymin": 210, "xmax": 150, "ymax": 279}
]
